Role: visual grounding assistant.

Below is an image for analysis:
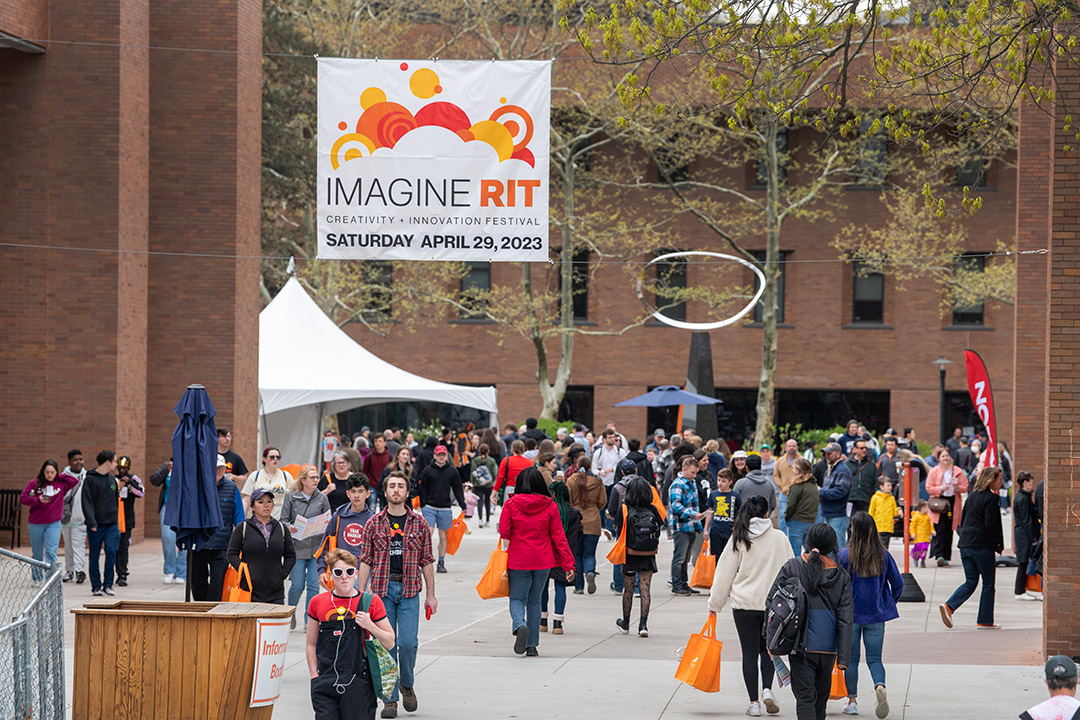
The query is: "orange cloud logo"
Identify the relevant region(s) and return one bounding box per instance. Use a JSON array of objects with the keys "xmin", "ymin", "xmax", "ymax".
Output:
[{"xmin": 330, "ymin": 62, "xmax": 536, "ymax": 170}]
